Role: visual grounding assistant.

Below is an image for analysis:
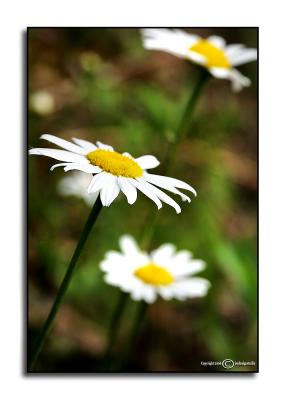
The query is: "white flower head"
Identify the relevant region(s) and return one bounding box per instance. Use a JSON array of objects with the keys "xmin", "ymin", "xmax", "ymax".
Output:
[
  {"xmin": 141, "ymin": 29, "xmax": 257, "ymax": 92},
  {"xmin": 29, "ymin": 134, "xmax": 197, "ymax": 213},
  {"xmin": 58, "ymin": 171, "xmax": 99, "ymax": 207},
  {"xmin": 100, "ymin": 235, "xmax": 210, "ymax": 304}
]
